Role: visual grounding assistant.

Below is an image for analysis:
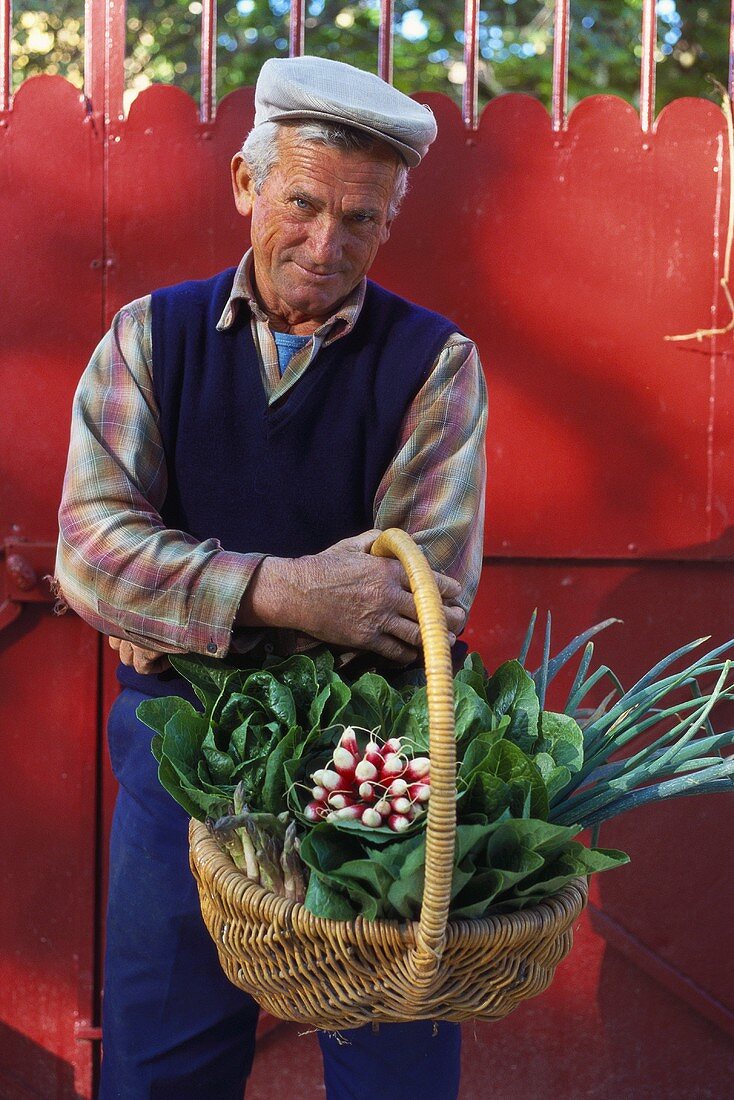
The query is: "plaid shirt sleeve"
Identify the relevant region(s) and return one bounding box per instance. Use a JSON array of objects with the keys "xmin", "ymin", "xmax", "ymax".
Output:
[
  {"xmin": 56, "ymin": 298, "xmax": 487, "ymax": 655},
  {"xmin": 374, "ymin": 335, "xmax": 487, "ymax": 614},
  {"xmin": 55, "ymin": 297, "xmax": 264, "ymax": 657}
]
